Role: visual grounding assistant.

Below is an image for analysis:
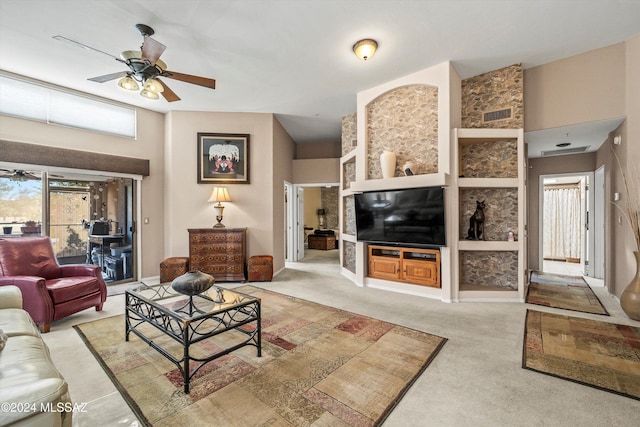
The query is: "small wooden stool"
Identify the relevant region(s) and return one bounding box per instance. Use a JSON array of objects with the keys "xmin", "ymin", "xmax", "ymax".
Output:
[
  {"xmin": 160, "ymin": 257, "xmax": 190, "ymax": 283},
  {"xmin": 248, "ymin": 255, "xmax": 273, "ymax": 282}
]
